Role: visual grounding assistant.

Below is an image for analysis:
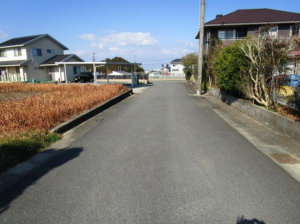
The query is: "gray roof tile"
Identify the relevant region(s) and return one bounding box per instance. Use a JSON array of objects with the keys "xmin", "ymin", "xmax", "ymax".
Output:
[
  {"xmin": 40, "ymin": 55, "xmax": 73, "ymax": 65},
  {"xmin": 0, "ymin": 35, "xmax": 43, "ymax": 47}
]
